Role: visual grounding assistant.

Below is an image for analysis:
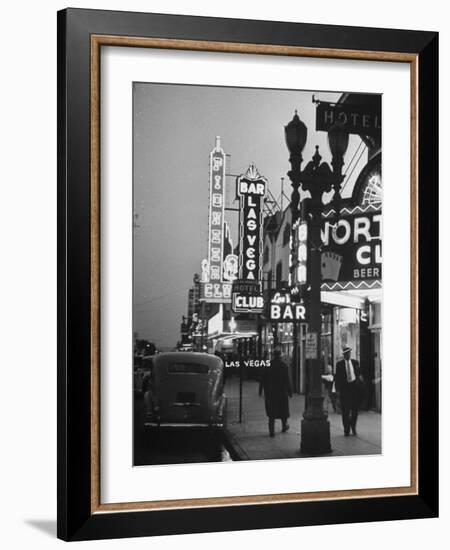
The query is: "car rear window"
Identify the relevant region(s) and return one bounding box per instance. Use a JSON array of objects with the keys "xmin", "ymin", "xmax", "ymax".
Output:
[{"xmin": 167, "ymin": 363, "xmax": 210, "ymax": 374}]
